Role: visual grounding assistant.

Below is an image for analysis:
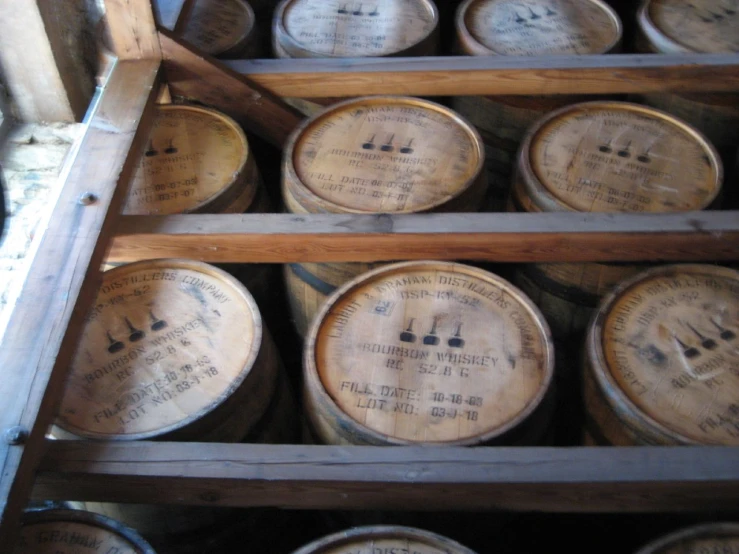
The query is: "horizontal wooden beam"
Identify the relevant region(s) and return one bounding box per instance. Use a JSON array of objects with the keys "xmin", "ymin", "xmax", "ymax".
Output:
[
  {"xmin": 223, "ymin": 53, "xmax": 739, "ymax": 97},
  {"xmin": 106, "ymin": 211, "xmax": 739, "ymax": 263},
  {"xmin": 35, "ymin": 442, "xmax": 739, "ymax": 513},
  {"xmin": 0, "ymin": 59, "xmax": 160, "ymax": 546}
]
